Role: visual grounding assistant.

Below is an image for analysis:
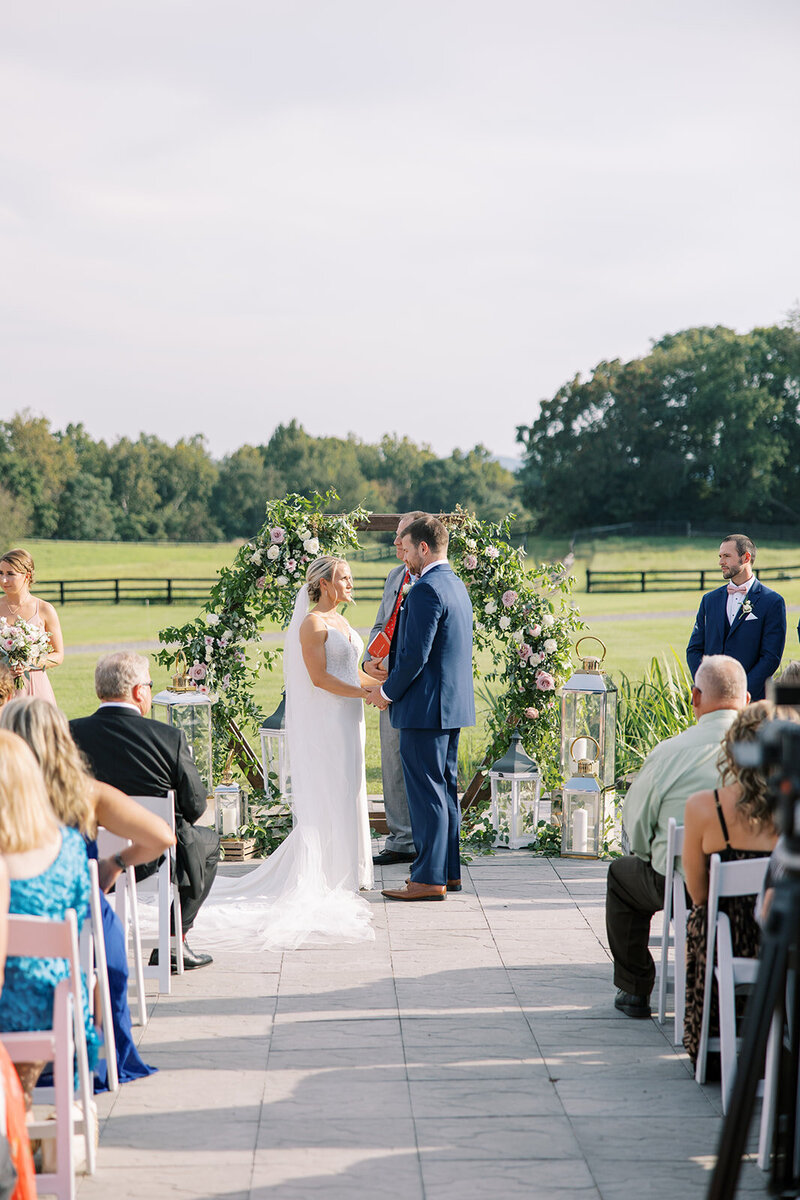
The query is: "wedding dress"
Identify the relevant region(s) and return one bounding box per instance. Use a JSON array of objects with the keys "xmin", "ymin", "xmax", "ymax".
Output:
[{"xmin": 191, "ymin": 585, "xmax": 375, "ymax": 952}]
